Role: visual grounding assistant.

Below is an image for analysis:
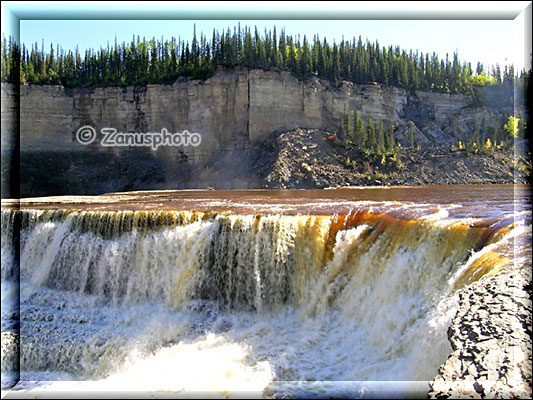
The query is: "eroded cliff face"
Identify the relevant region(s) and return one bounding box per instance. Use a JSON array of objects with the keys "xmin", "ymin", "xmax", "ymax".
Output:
[
  {"xmin": 0, "ymin": 67, "xmax": 518, "ymax": 196},
  {"xmin": 2, "ymin": 66, "xmax": 514, "ymax": 154}
]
